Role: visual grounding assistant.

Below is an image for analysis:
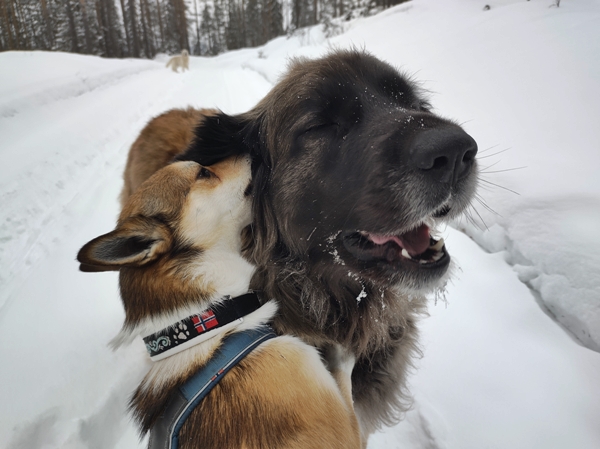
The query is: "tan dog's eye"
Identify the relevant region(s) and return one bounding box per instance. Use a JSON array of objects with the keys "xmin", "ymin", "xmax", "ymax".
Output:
[{"xmin": 197, "ymin": 167, "xmax": 213, "ymax": 179}]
